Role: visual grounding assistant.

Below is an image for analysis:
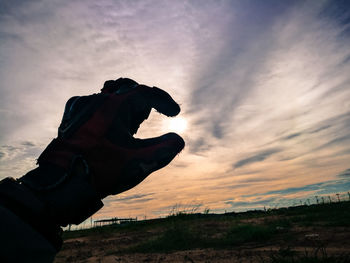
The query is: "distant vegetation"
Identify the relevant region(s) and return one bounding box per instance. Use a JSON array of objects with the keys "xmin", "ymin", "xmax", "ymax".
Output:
[{"xmin": 59, "ymin": 199, "xmax": 350, "ymax": 262}]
